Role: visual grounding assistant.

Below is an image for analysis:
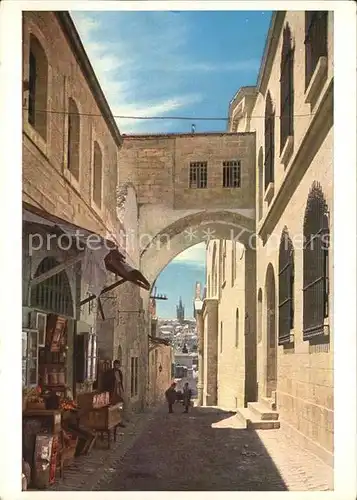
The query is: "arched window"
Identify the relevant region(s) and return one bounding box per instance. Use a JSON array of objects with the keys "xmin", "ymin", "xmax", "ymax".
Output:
[
  {"xmin": 303, "ymin": 182, "xmax": 329, "ymax": 340},
  {"xmin": 258, "ymin": 147, "xmax": 264, "ymax": 219},
  {"xmin": 235, "ymin": 308, "xmax": 239, "ymax": 347},
  {"xmin": 67, "ymin": 98, "xmax": 80, "ymax": 180},
  {"xmin": 278, "ymin": 228, "xmax": 294, "ymax": 345},
  {"xmin": 264, "ymin": 91, "xmax": 275, "ymax": 189},
  {"xmin": 257, "ymin": 288, "xmax": 263, "ymax": 344},
  {"xmin": 280, "ymin": 24, "xmax": 294, "ymax": 153},
  {"xmin": 28, "ymin": 34, "xmax": 48, "ymax": 140},
  {"xmin": 31, "ymin": 257, "xmax": 74, "ymax": 317},
  {"xmin": 93, "ymin": 141, "xmax": 103, "ymax": 208},
  {"xmin": 305, "ymin": 12, "xmax": 328, "ymax": 90}
]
